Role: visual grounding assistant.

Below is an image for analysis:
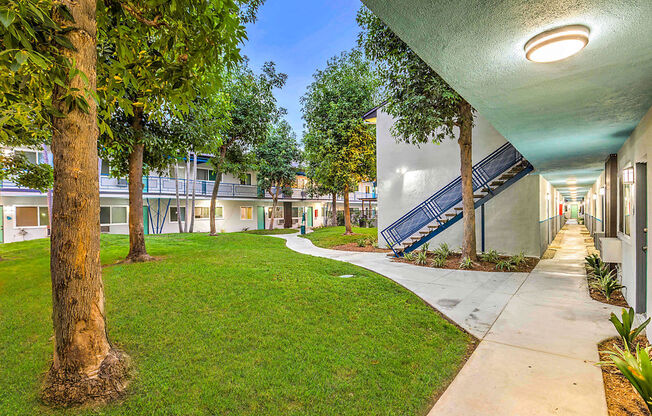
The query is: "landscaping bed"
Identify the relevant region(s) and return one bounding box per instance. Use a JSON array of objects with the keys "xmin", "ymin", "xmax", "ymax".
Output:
[
  {"xmin": 598, "ymin": 336, "xmax": 651, "ymax": 416},
  {"xmin": 331, "ymin": 242, "xmax": 390, "ymax": 253},
  {"xmin": 393, "ymin": 252, "xmax": 538, "ymax": 272},
  {"xmin": 589, "ymin": 284, "xmax": 629, "ymax": 307}
]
